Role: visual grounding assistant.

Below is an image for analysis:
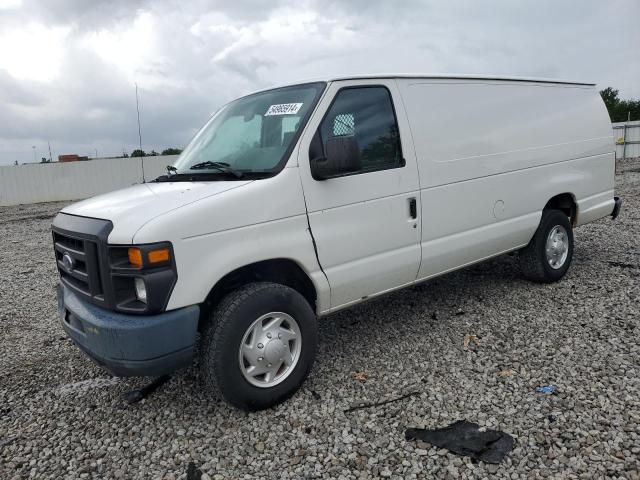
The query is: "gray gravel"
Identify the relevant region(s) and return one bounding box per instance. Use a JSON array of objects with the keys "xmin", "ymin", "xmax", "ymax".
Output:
[{"xmin": 1, "ymin": 159, "xmax": 640, "ymax": 480}]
